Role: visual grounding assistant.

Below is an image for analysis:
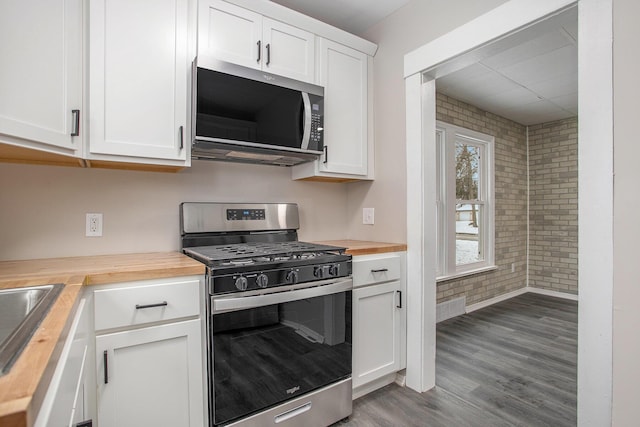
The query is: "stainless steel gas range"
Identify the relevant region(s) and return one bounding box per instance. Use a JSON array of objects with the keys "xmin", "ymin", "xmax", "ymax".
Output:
[{"xmin": 180, "ymin": 202, "xmax": 353, "ymax": 427}]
